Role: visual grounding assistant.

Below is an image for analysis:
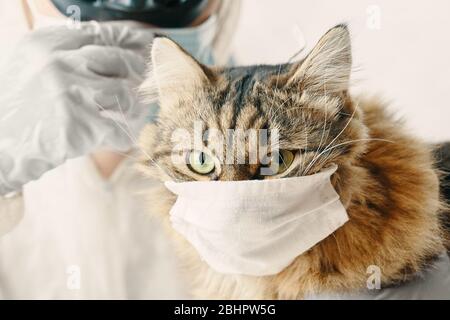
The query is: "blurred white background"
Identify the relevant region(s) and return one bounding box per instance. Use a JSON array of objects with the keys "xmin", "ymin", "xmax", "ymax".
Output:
[{"xmin": 1, "ymin": 0, "xmax": 449, "ymax": 141}]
